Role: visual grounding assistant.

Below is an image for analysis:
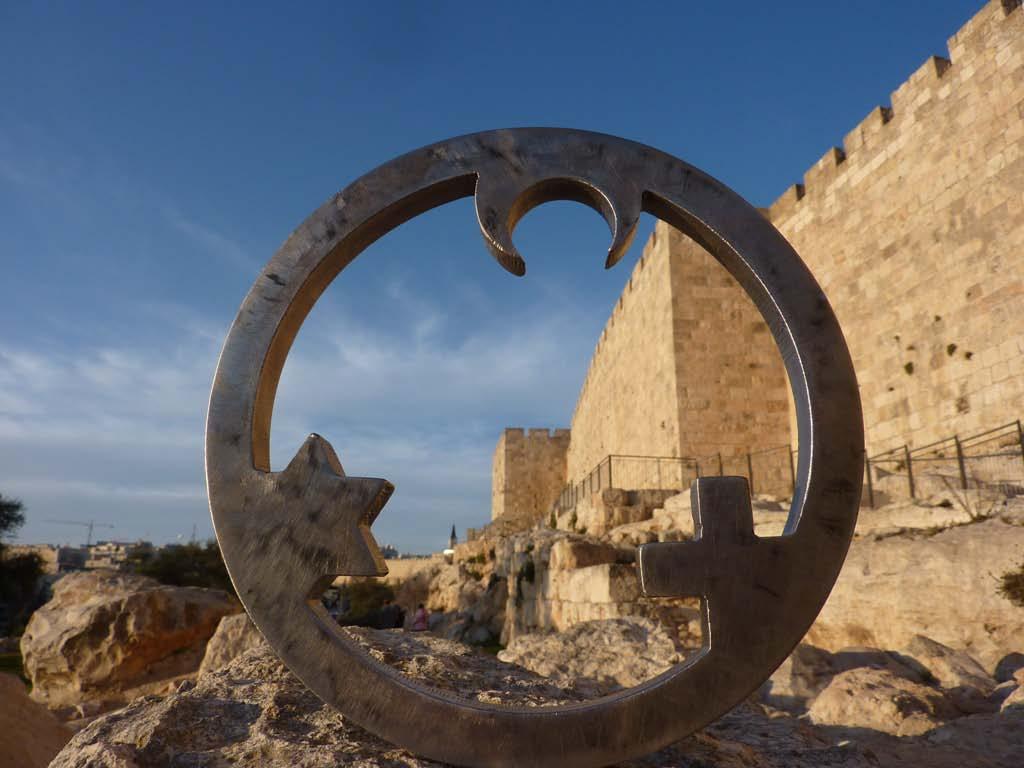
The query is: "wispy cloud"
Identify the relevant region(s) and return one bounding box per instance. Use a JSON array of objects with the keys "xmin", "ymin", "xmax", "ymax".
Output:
[
  {"xmin": 1, "ymin": 288, "xmax": 596, "ymax": 552},
  {"xmin": 161, "ymin": 206, "xmax": 260, "ymax": 271}
]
